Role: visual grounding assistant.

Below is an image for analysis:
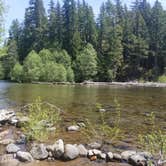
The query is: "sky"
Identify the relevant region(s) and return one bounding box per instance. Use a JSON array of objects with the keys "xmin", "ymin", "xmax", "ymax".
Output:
[{"xmin": 3, "ymin": 0, "xmax": 166, "ymax": 37}]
